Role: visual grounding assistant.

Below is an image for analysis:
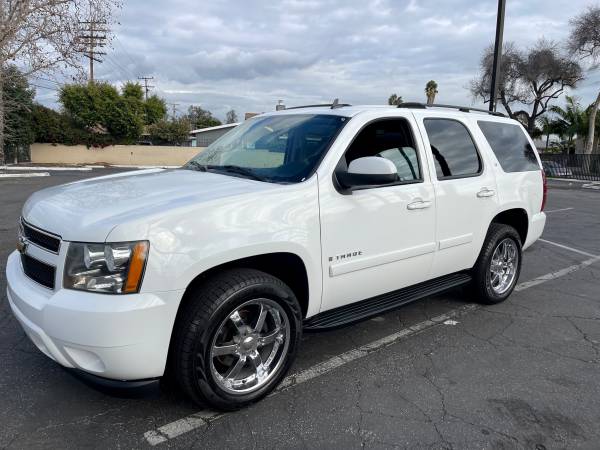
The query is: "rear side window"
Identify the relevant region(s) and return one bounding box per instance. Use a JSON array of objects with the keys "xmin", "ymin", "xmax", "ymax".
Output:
[
  {"xmin": 423, "ymin": 119, "xmax": 482, "ymax": 179},
  {"xmin": 477, "ymin": 121, "xmax": 540, "ymax": 172}
]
